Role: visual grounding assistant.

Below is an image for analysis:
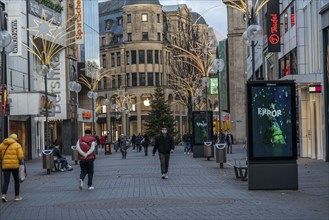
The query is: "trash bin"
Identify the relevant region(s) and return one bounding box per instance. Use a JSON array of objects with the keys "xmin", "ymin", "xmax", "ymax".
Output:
[
  {"xmin": 42, "ymin": 149, "xmax": 54, "ymax": 174},
  {"xmin": 204, "ymin": 142, "xmax": 212, "ymax": 160},
  {"xmin": 105, "ymin": 142, "xmax": 112, "ymax": 155},
  {"xmin": 71, "ymin": 146, "xmax": 79, "ymax": 164},
  {"xmin": 214, "ymin": 143, "xmax": 227, "ymax": 168}
]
